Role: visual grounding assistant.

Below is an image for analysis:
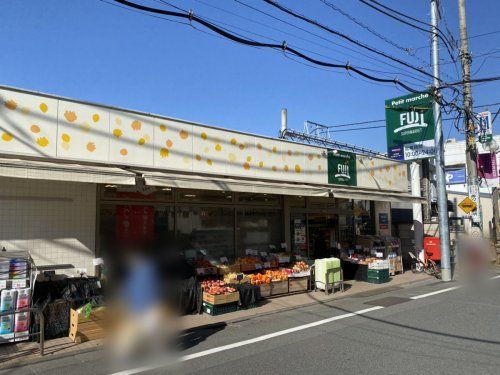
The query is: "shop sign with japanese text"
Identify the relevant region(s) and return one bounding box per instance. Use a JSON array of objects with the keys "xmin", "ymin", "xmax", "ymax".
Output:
[
  {"xmin": 476, "ymin": 111, "xmax": 492, "ymax": 144},
  {"xmin": 385, "ymin": 91, "xmax": 436, "ymax": 161},
  {"xmin": 327, "ymin": 150, "xmax": 357, "ymax": 186}
]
